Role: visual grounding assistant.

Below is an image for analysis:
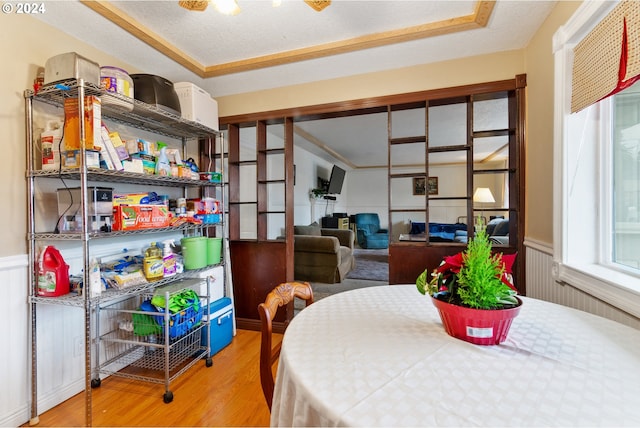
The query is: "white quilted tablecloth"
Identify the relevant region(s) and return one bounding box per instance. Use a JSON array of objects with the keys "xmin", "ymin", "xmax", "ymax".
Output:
[{"xmin": 270, "ymin": 284, "xmax": 640, "ymax": 427}]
